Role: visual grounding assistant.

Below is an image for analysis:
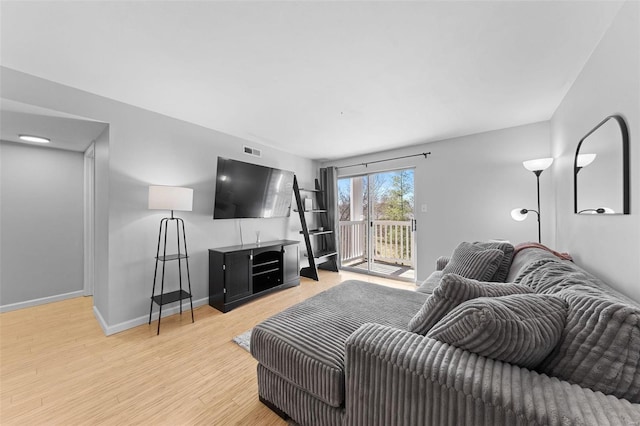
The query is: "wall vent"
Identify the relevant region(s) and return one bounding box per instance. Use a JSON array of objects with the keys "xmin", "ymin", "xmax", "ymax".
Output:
[{"xmin": 243, "ymin": 146, "xmax": 262, "ymax": 157}]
